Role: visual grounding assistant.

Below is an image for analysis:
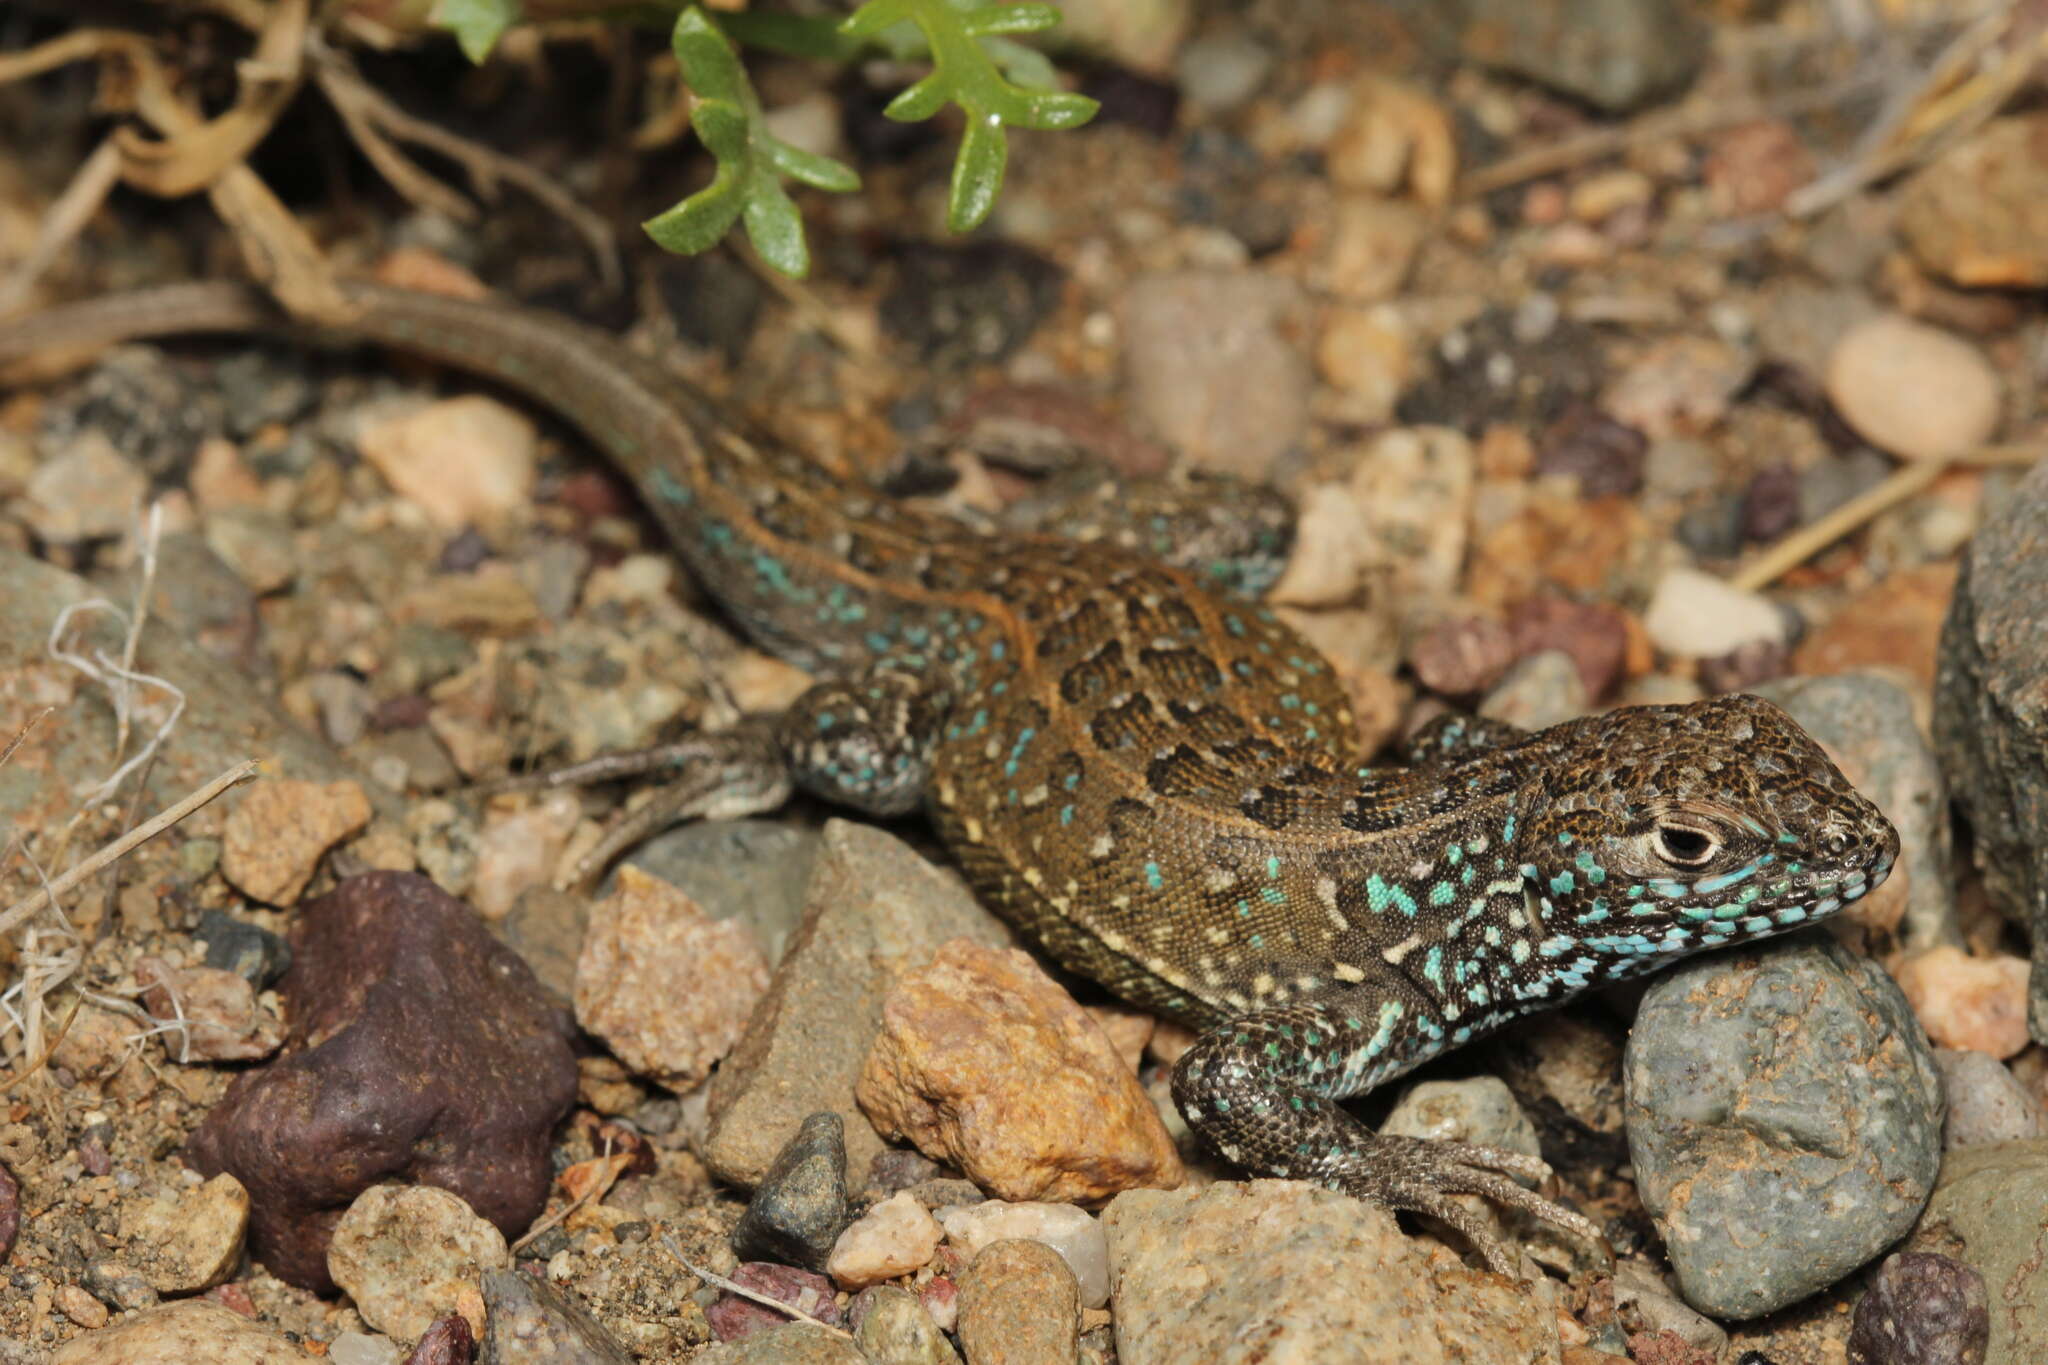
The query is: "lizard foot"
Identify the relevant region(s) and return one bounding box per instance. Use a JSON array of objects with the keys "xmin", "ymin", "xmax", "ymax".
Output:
[{"xmin": 1331, "ymin": 1133, "xmax": 1610, "ymax": 1276}]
